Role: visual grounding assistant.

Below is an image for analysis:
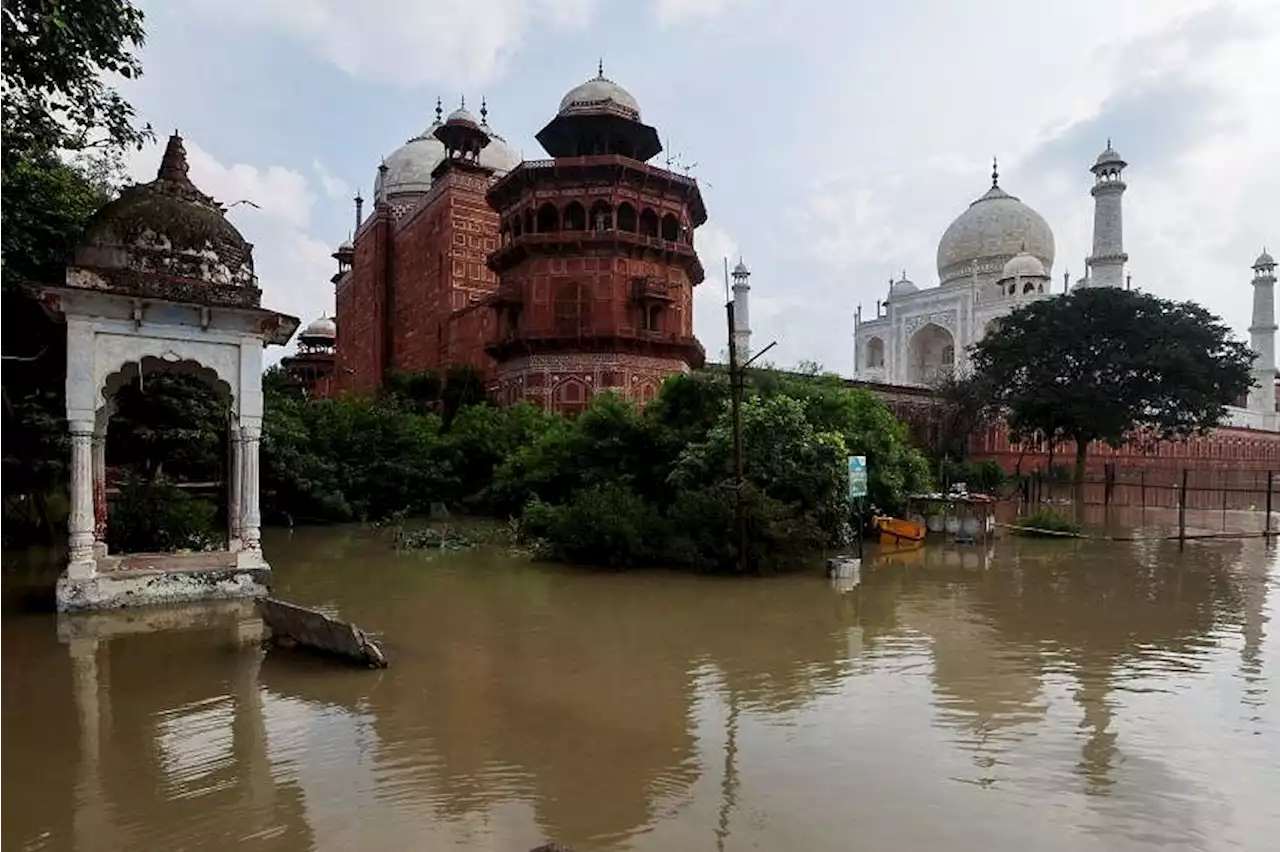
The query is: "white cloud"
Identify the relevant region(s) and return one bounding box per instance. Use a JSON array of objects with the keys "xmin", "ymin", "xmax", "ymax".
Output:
[
  {"xmin": 652, "ymin": 0, "xmax": 743, "ymax": 26},
  {"xmin": 123, "ymin": 138, "xmax": 338, "ymax": 359},
  {"xmin": 693, "ymin": 220, "xmax": 739, "ymax": 361},
  {"xmin": 186, "ymin": 0, "xmax": 597, "ymax": 87},
  {"xmin": 788, "ymin": 0, "xmax": 1280, "ymax": 364},
  {"xmin": 312, "ymin": 159, "xmax": 350, "ymax": 201}
]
